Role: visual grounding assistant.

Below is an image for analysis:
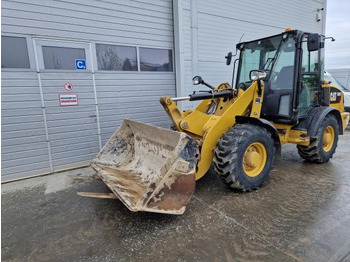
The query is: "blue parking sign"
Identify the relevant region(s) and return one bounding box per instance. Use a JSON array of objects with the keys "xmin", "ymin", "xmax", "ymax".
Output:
[{"xmin": 75, "ymin": 59, "xmax": 86, "ymax": 70}]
